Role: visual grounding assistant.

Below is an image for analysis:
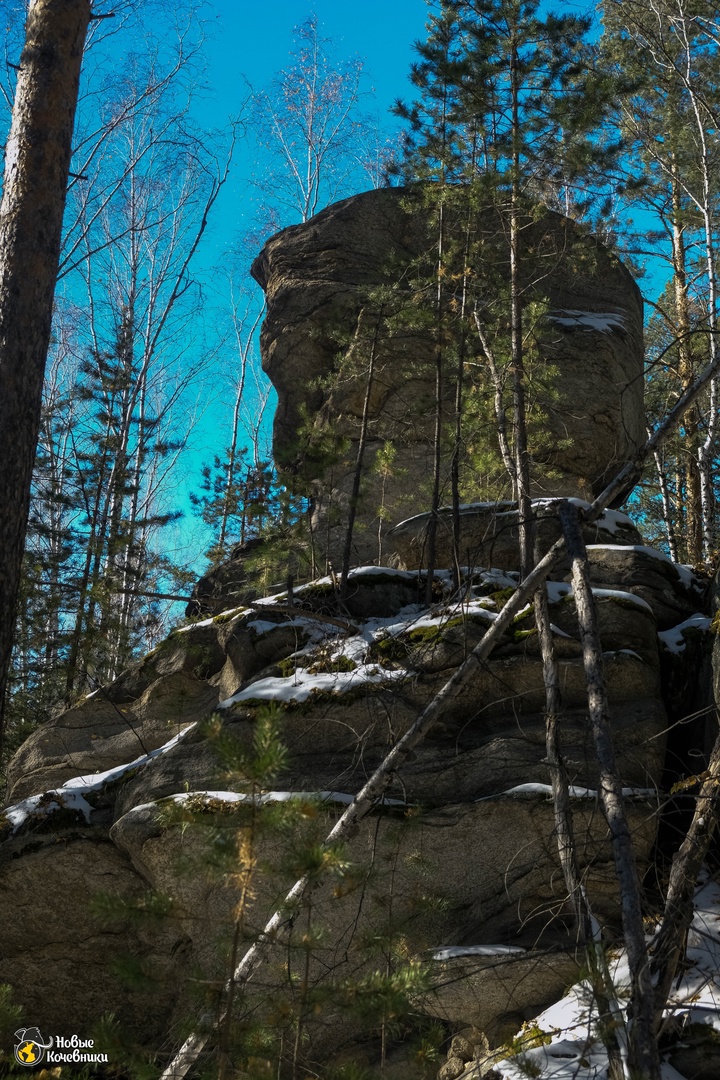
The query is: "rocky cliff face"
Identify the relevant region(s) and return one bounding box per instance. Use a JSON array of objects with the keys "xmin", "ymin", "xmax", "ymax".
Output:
[
  {"xmin": 252, "ymin": 187, "xmax": 645, "ymax": 565},
  {"xmin": 3, "ymin": 195, "xmax": 717, "ymax": 1079},
  {"xmin": 1, "ymin": 499, "xmax": 714, "ymax": 1076}
]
